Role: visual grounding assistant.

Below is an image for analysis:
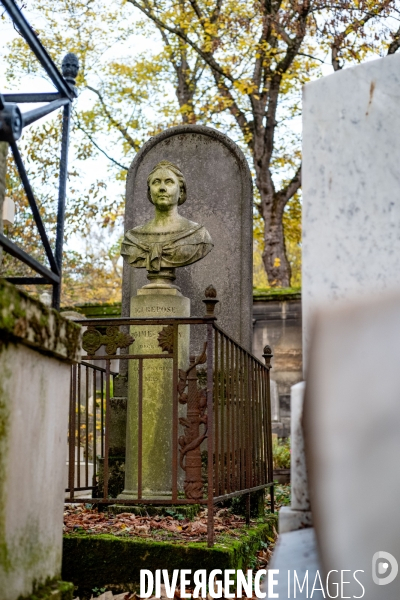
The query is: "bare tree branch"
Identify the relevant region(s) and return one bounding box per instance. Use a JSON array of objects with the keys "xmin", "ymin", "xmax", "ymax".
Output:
[
  {"xmin": 211, "ymin": 75, "xmax": 251, "ymax": 138},
  {"xmin": 274, "ymin": 0, "xmax": 311, "ymax": 76},
  {"xmin": 331, "ymin": 1, "xmax": 393, "ymax": 70},
  {"xmin": 127, "ymin": 0, "xmax": 236, "ymax": 83},
  {"xmin": 86, "ymin": 85, "xmax": 139, "ymax": 150},
  {"xmin": 388, "ymin": 24, "xmax": 400, "ymax": 54},
  {"xmin": 188, "ymin": 0, "xmax": 204, "ymax": 22},
  {"xmin": 74, "ymin": 119, "xmax": 129, "ymax": 171},
  {"xmin": 278, "ymin": 164, "xmax": 302, "ymax": 209},
  {"xmin": 210, "ymin": 0, "xmax": 223, "ymax": 24}
]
